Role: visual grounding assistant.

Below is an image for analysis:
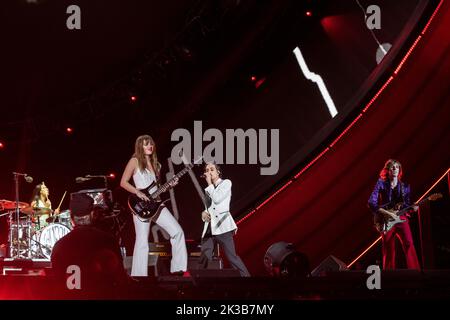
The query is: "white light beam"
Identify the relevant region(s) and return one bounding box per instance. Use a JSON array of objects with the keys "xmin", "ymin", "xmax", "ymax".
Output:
[{"xmin": 293, "ymin": 46, "xmax": 338, "ymax": 118}]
